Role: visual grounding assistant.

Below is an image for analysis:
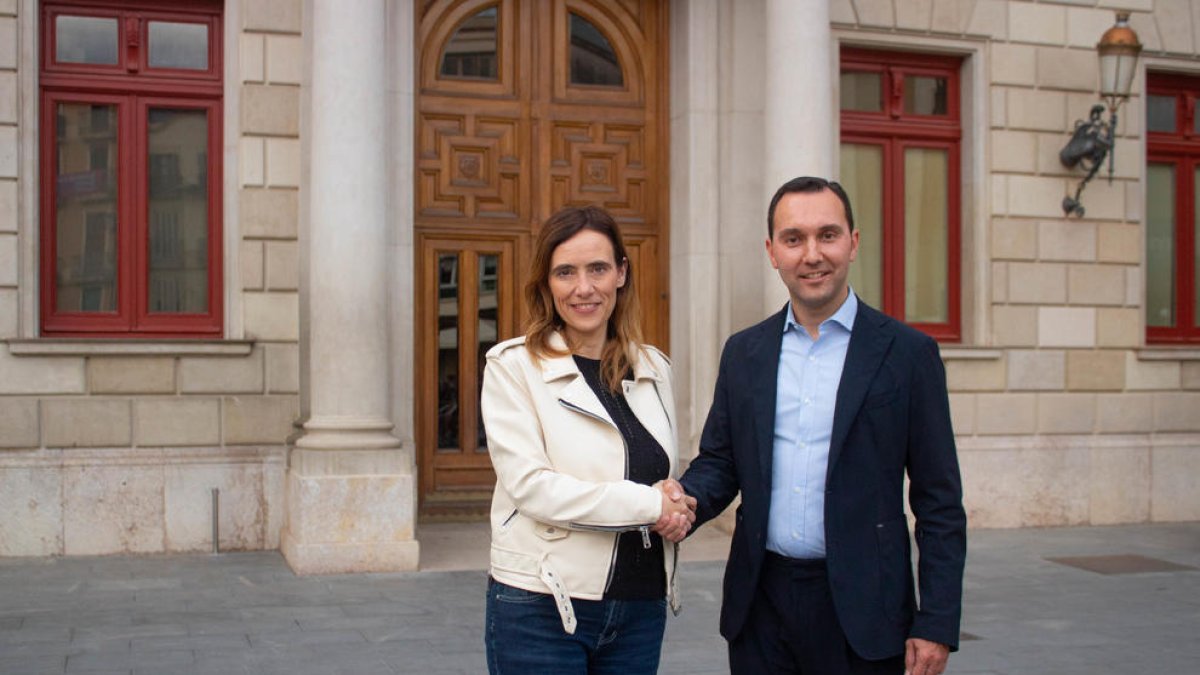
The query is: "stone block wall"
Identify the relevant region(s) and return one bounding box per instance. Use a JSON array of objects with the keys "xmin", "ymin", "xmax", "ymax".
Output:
[
  {"xmin": 833, "ymin": 0, "xmax": 1200, "ymax": 528},
  {"xmin": 0, "ymin": 0, "xmax": 302, "ymax": 557}
]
